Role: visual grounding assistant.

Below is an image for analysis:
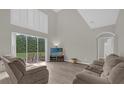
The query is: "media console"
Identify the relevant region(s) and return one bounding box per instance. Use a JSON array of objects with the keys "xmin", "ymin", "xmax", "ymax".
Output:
[{"xmin": 50, "ymin": 48, "xmax": 64, "ymax": 62}]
